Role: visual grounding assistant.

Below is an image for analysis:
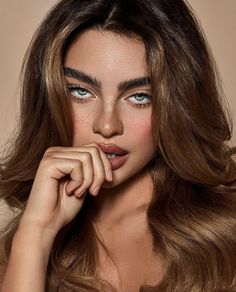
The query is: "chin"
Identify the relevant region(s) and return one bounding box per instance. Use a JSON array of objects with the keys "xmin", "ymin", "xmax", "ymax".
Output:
[
  {"xmin": 101, "ymin": 174, "xmax": 127, "ymax": 189},
  {"xmin": 101, "ymin": 164, "xmax": 148, "ymax": 189}
]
